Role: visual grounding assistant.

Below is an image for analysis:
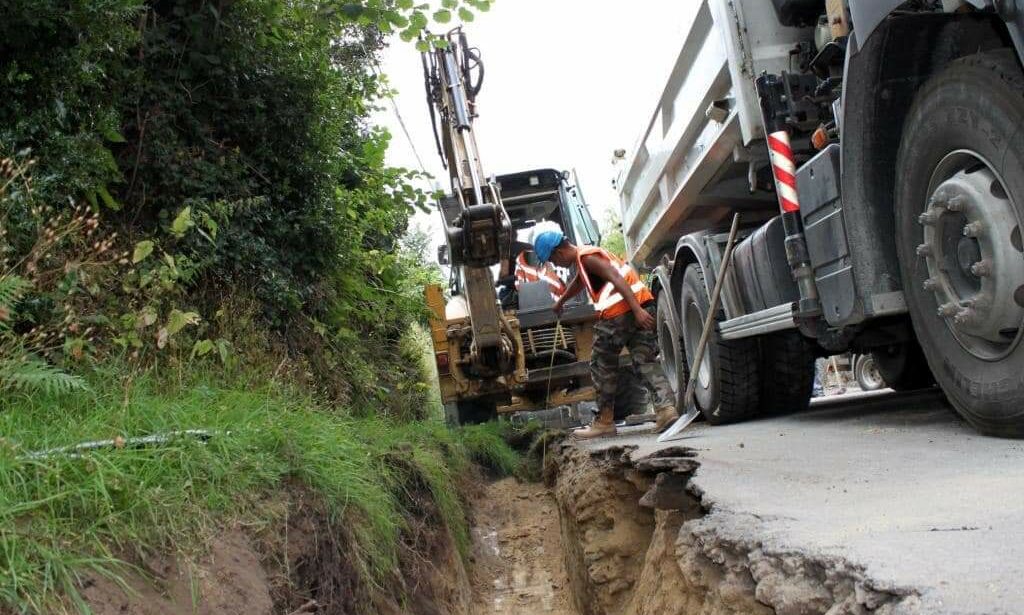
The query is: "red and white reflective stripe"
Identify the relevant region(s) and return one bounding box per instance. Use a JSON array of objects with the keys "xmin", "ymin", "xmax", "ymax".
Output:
[
  {"xmin": 515, "ymin": 258, "xmax": 566, "ymax": 297},
  {"xmin": 517, "ymin": 263, "xmax": 540, "ymax": 278},
  {"xmin": 540, "ymin": 273, "xmax": 566, "ymax": 294},
  {"xmin": 767, "ymin": 130, "xmax": 800, "ymax": 213},
  {"xmin": 594, "ymin": 281, "xmax": 647, "ymax": 312}
]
